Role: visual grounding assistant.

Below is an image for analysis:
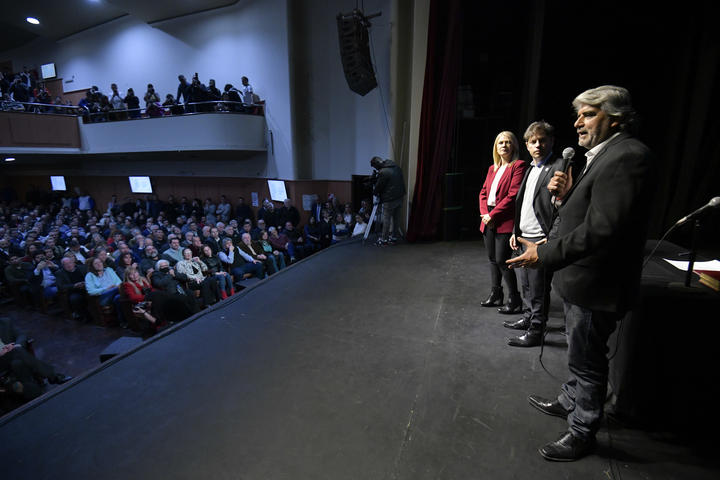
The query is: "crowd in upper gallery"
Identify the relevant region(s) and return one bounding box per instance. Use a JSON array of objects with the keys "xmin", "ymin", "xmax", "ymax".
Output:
[
  {"xmin": 0, "ymin": 67, "xmax": 262, "ymax": 121},
  {"xmin": 0, "ymin": 191, "xmax": 373, "ymax": 333}
]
